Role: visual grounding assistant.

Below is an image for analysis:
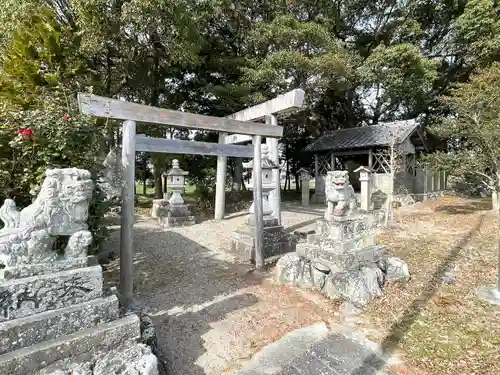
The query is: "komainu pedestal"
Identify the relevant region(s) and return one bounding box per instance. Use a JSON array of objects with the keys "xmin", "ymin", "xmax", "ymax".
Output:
[
  {"xmin": 0, "ymin": 168, "xmax": 158, "ymax": 375},
  {"xmin": 276, "ymin": 170, "xmax": 410, "ymax": 308}
]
